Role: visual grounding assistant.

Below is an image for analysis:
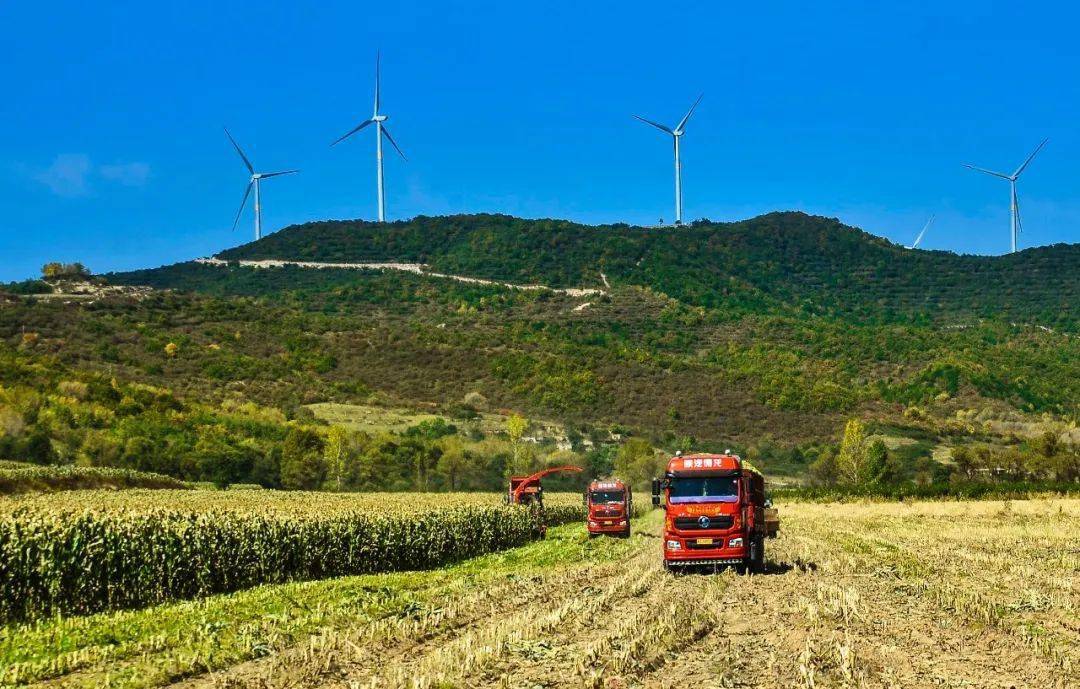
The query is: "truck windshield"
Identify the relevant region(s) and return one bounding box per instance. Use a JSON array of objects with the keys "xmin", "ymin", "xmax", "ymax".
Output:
[
  {"xmin": 668, "ymin": 476, "xmax": 738, "ymax": 504},
  {"xmin": 590, "ymin": 490, "xmax": 625, "ymax": 504}
]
